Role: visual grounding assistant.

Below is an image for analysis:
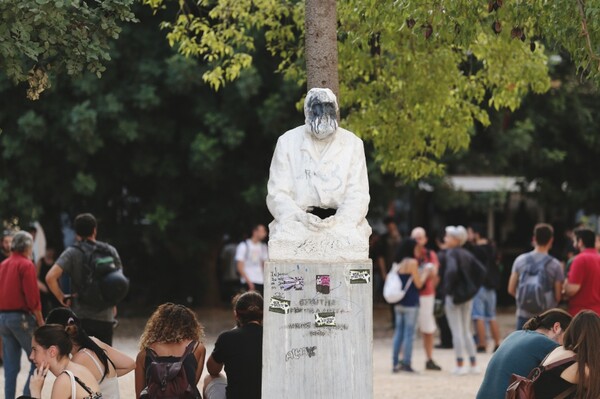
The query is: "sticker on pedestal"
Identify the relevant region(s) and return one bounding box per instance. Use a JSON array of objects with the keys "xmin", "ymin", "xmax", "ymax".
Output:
[
  {"xmin": 314, "ymin": 312, "xmax": 336, "ymax": 327},
  {"xmin": 279, "ymin": 275, "xmax": 304, "ymax": 291},
  {"xmin": 316, "ymin": 275, "xmax": 330, "ymax": 294},
  {"xmin": 349, "ymin": 269, "xmax": 371, "ymax": 284},
  {"xmin": 269, "ymin": 297, "xmax": 291, "ymax": 314}
]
